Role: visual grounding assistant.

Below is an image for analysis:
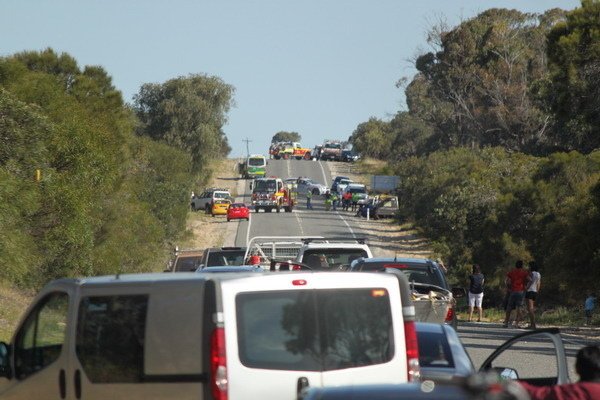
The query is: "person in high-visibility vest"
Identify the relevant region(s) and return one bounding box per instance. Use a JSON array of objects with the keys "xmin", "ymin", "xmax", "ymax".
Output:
[{"xmin": 306, "ymin": 190, "xmax": 313, "ymax": 210}]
